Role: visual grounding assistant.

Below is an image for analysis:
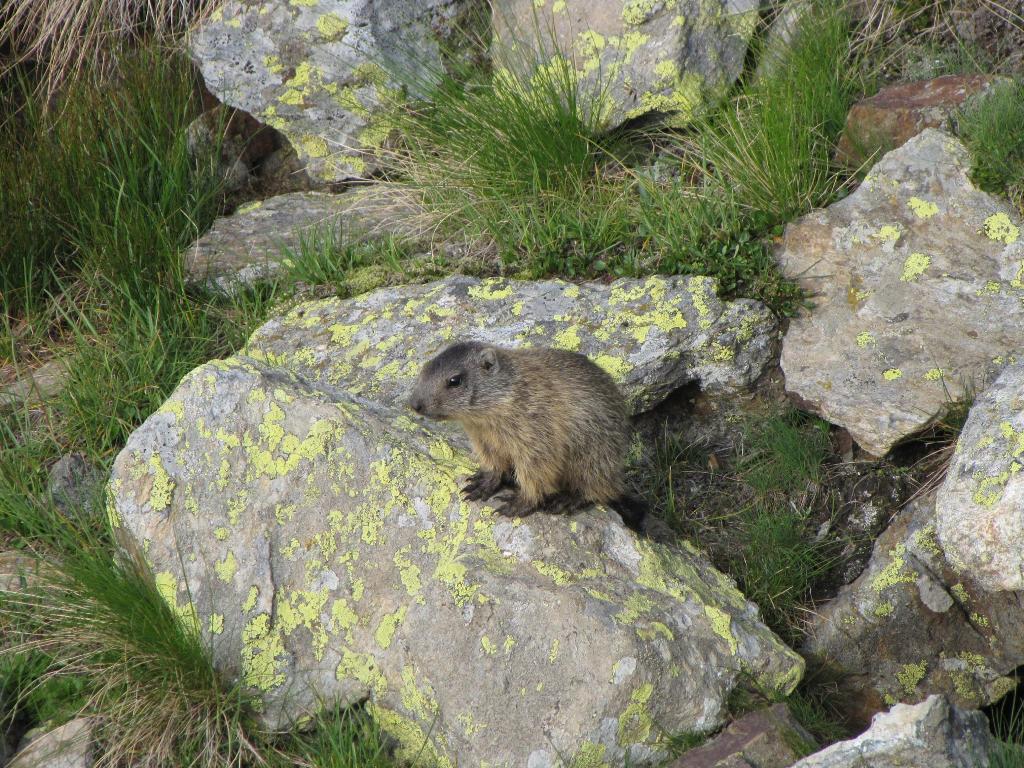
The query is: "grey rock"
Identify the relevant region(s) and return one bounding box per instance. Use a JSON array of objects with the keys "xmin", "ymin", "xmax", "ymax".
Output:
[
  {"xmin": 493, "ymin": 0, "xmax": 759, "ymax": 130},
  {"xmin": 107, "ymin": 287, "xmax": 802, "ymax": 766},
  {"xmin": 183, "ymin": 187, "xmax": 423, "ymax": 291},
  {"xmin": 8, "ymin": 719, "xmax": 93, "ymax": 768},
  {"xmin": 186, "ymin": 110, "xmax": 252, "ymax": 194},
  {"xmin": 791, "ymin": 695, "xmax": 992, "ymax": 768},
  {"xmin": 936, "ymin": 359, "xmax": 1024, "ymax": 591},
  {"xmin": 190, "ymin": 0, "xmax": 485, "ymax": 184},
  {"xmin": 777, "ymin": 128, "xmax": 1024, "ymax": 456},
  {"xmin": 244, "ymin": 275, "xmax": 779, "ymax": 414},
  {"xmin": 754, "ymin": 0, "xmax": 813, "ymax": 83},
  {"xmin": 48, "ymin": 454, "xmax": 103, "ymax": 518},
  {"xmin": 804, "ymin": 492, "xmax": 1023, "ymax": 724}
]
